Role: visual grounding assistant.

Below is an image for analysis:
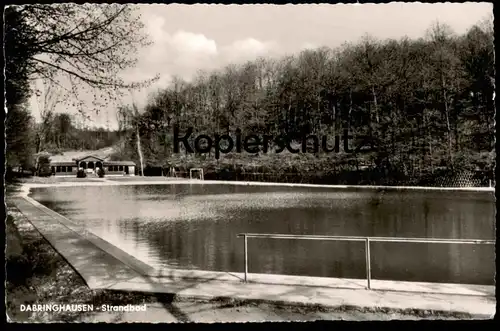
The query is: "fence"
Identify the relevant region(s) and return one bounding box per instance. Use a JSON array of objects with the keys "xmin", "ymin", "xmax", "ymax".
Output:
[
  {"xmin": 206, "ymin": 169, "xmax": 494, "ymax": 187},
  {"xmin": 143, "ymin": 166, "xmax": 494, "ymax": 187},
  {"xmin": 236, "ymin": 233, "xmax": 495, "ymax": 289}
]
